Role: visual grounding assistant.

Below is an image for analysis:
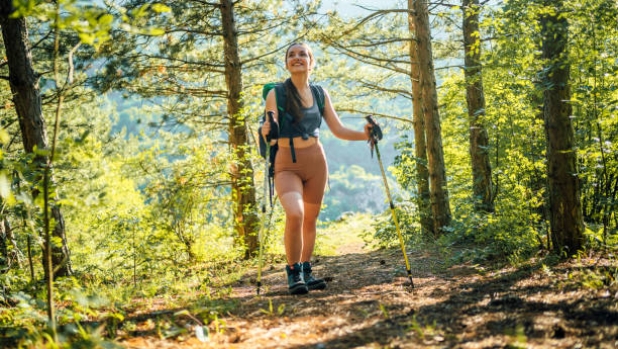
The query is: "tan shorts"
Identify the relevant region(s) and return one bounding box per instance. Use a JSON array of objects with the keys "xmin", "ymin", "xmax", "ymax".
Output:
[{"xmin": 274, "ymin": 140, "xmax": 328, "ymax": 205}]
